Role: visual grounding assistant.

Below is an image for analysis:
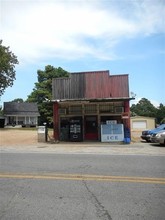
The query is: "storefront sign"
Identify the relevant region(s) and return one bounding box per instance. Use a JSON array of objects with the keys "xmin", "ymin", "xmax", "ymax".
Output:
[
  {"xmin": 122, "ymin": 112, "xmax": 129, "ymax": 119},
  {"xmin": 101, "ymin": 134, "xmax": 124, "ymax": 142},
  {"xmin": 106, "ymin": 120, "xmax": 117, "ymax": 124}
]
